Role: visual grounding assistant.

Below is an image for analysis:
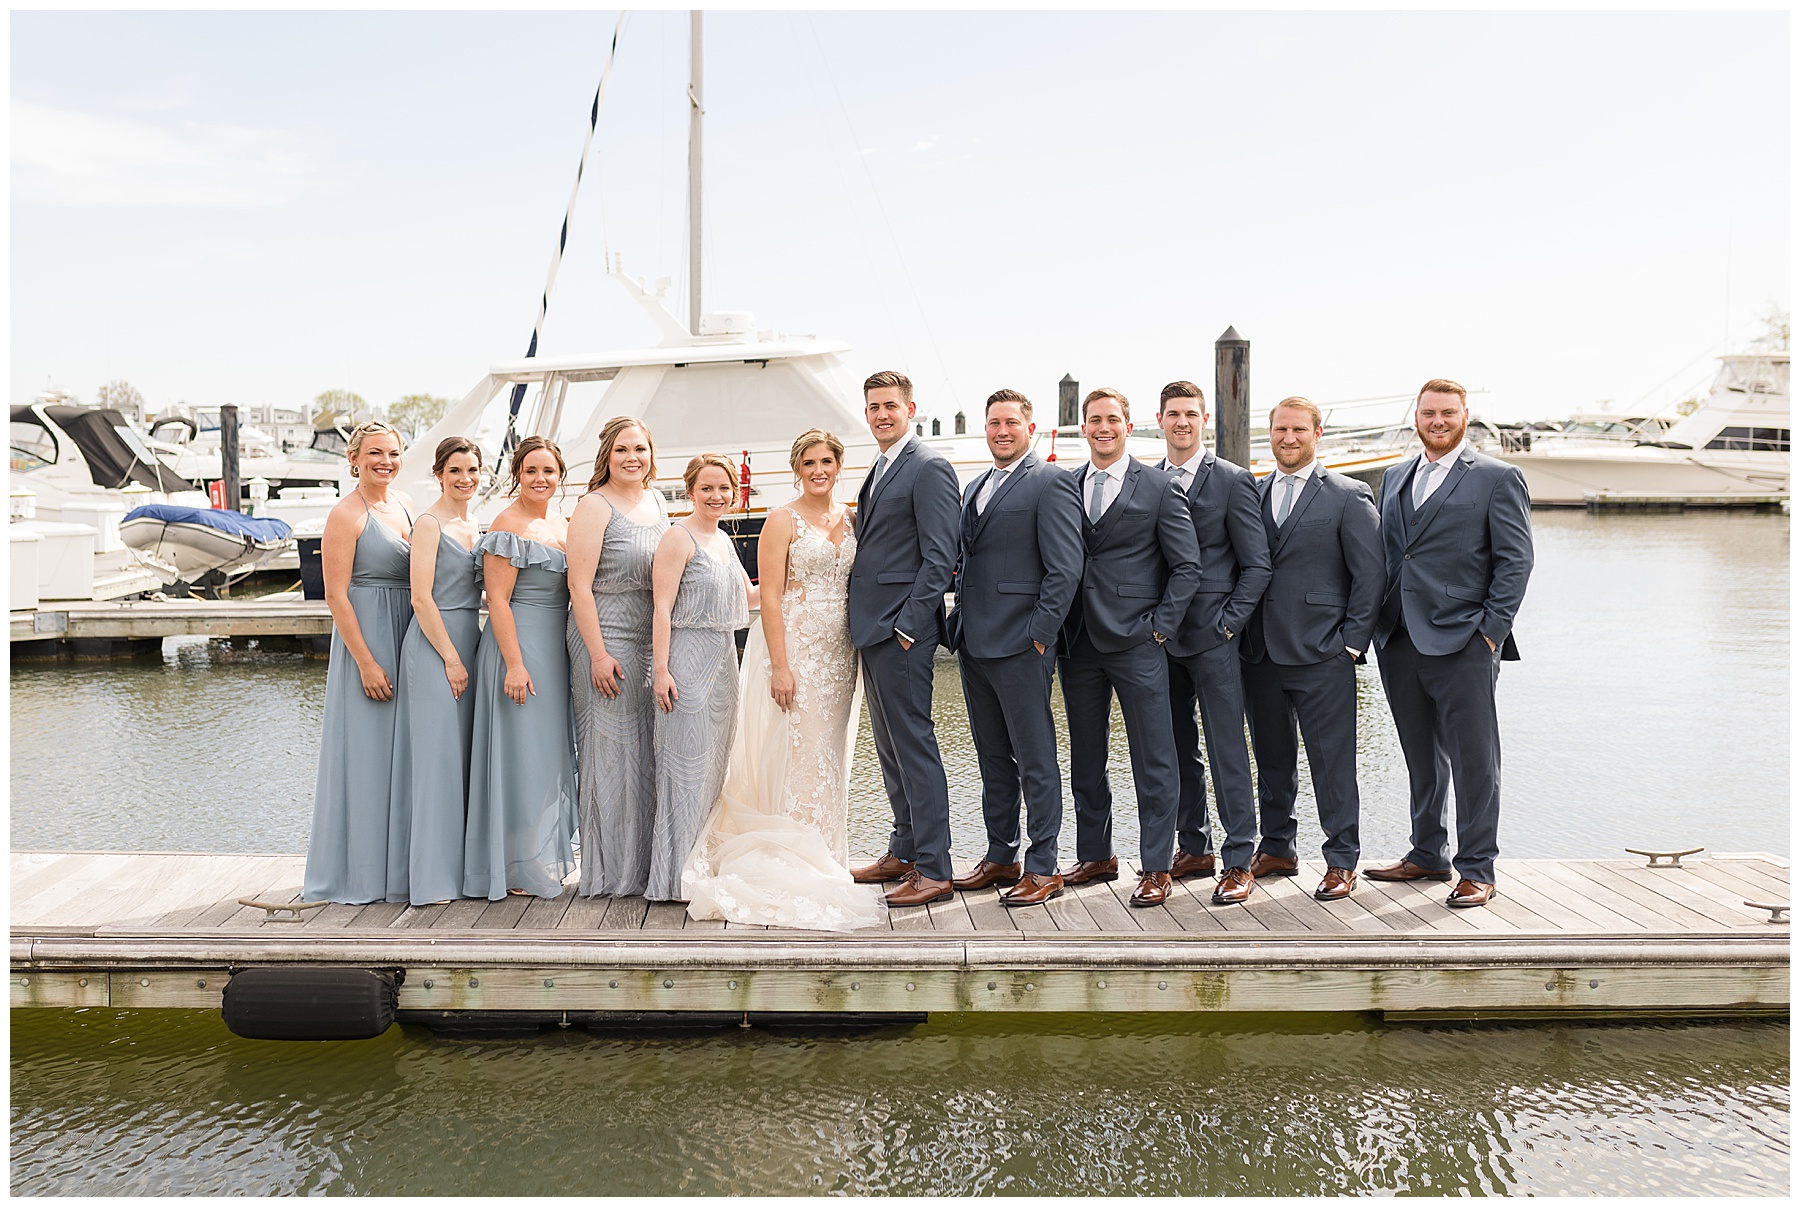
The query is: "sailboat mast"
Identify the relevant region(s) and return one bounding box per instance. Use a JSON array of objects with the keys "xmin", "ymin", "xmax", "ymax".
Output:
[{"xmin": 687, "ymin": 10, "xmax": 704, "ymax": 336}]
